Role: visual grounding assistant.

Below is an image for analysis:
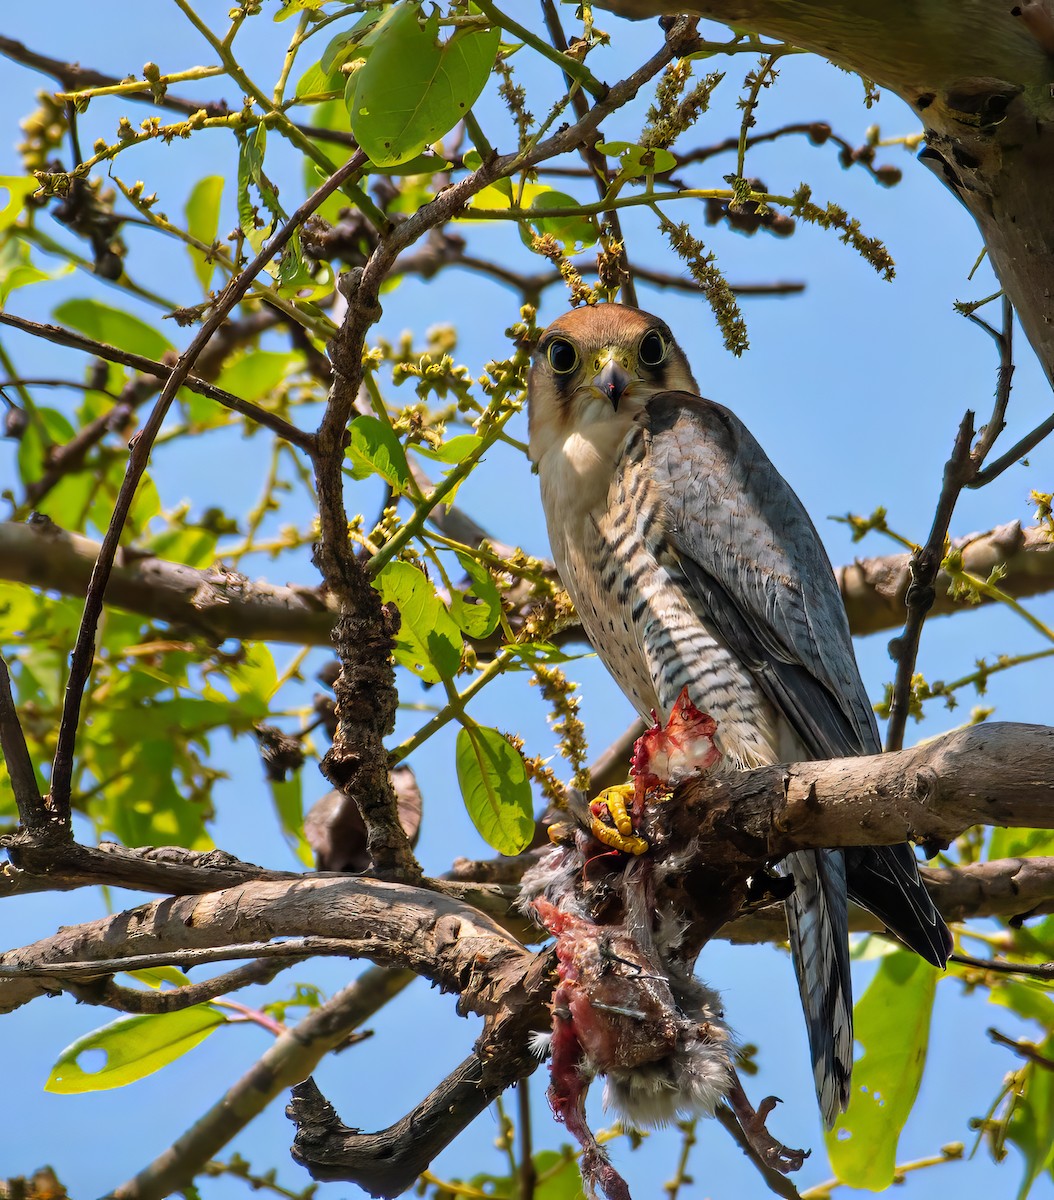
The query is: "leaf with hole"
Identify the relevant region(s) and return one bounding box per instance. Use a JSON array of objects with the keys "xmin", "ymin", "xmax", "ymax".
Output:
[
  {"xmin": 825, "ymin": 950, "xmax": 937, "ymax": 1188},
  {"xmin": 46, "ymin": 1005, "xmax": 227, "ymax": 1093}
]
